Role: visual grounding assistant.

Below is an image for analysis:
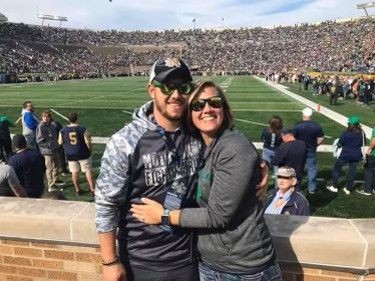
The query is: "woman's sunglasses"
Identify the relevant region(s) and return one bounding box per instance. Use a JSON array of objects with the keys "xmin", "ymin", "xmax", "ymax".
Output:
[
  {"xmin": 190, "ymin": 96, "xmax": 223, "ymax": 112},
  {"xmin": 152, "ymin": 81, "xmax": 193, "ymax": 96}
]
